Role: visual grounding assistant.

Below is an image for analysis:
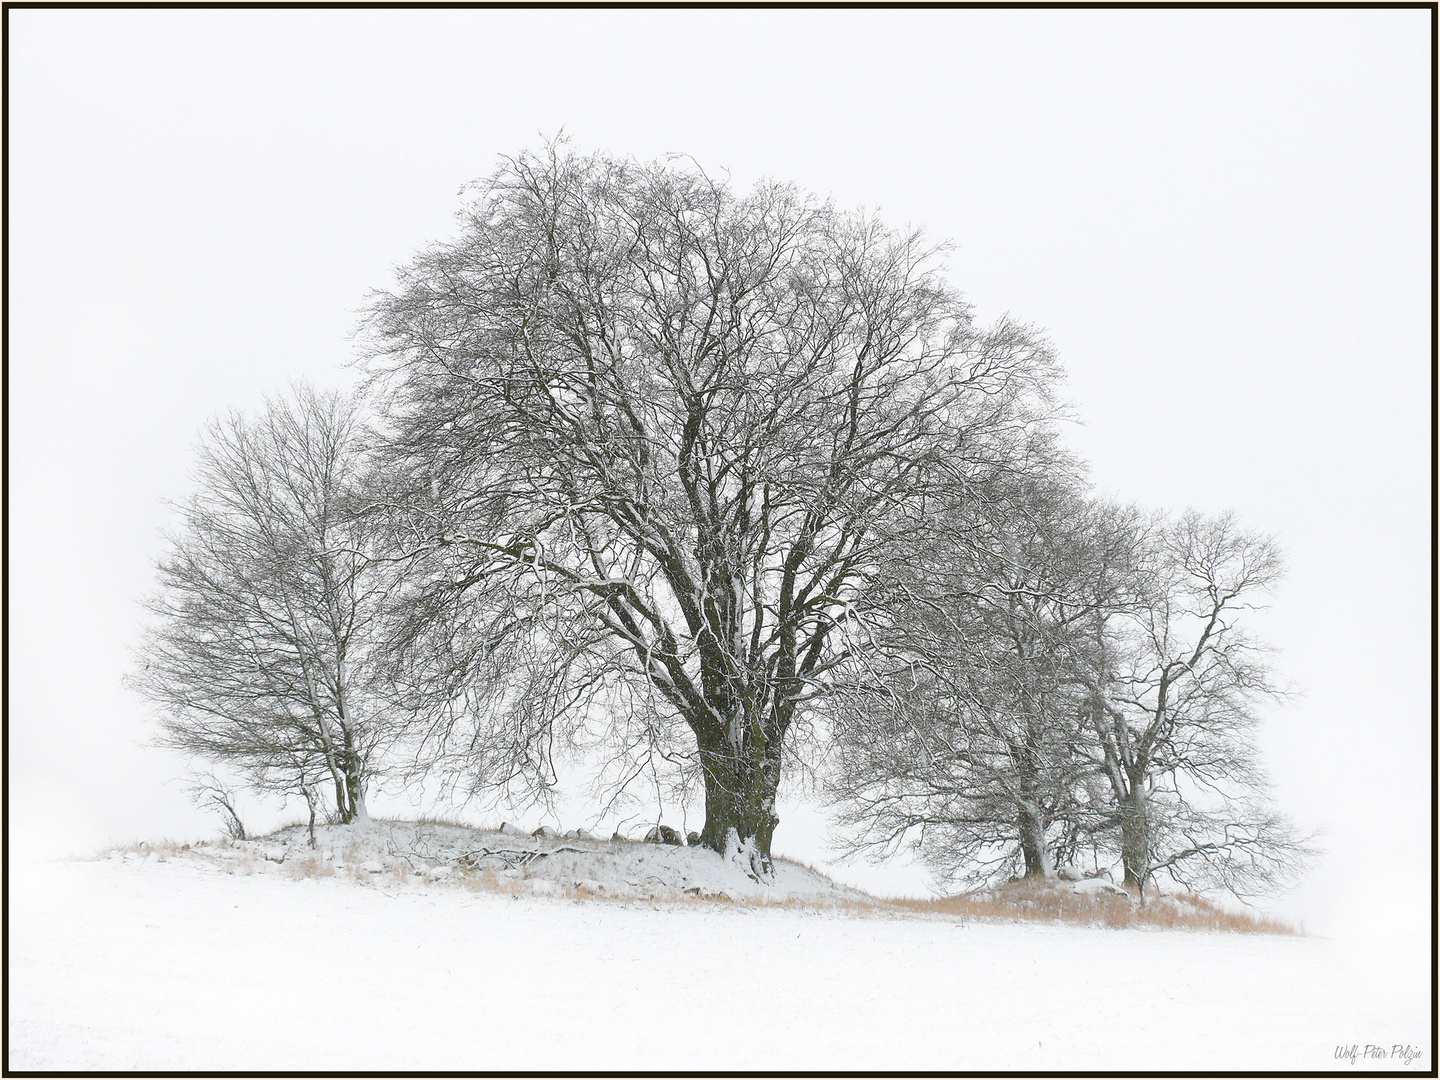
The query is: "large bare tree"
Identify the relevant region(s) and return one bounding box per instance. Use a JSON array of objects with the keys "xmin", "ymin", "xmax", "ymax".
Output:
[
  {"xmin": 133, "ymin": 385, "xmax": 394, "ymax": 824},
  {"xmin": 362, "ymin": 143, "xmax": 1060, "ymax": 877}
]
